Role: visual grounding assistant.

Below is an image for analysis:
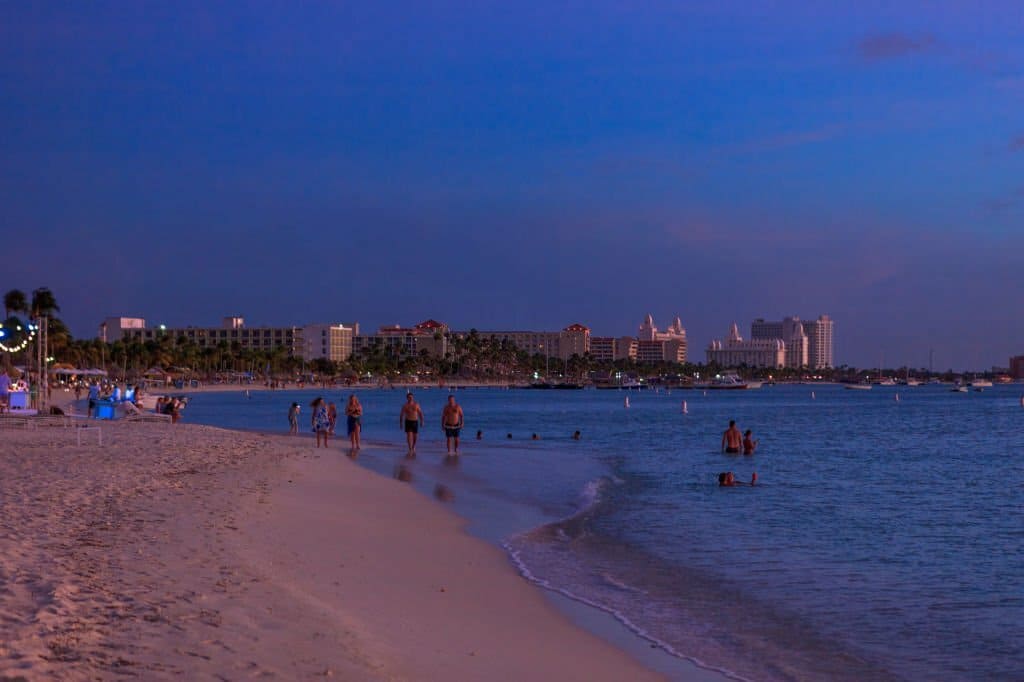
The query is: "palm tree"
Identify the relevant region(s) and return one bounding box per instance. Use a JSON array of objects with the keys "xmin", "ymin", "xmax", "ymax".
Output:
[
  {"xmin": 30, "ymin": 288, "xmax": 60, "ymax": 318},
  {"xmin": 3, "ymin": 289, "xmax": 27, "ymax": 318}
]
